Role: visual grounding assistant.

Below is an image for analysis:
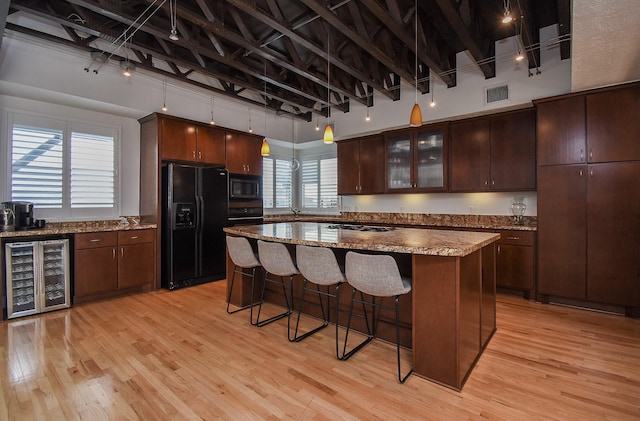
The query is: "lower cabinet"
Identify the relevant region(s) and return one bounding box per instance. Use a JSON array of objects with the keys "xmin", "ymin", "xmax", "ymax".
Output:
[
  {"xmin": 74, "ymin": 229, "xmax": 155, "ymax": 303},
  {"xmin": 495, "ymin": 230, "xmax": 536, "ymax": 299}
]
